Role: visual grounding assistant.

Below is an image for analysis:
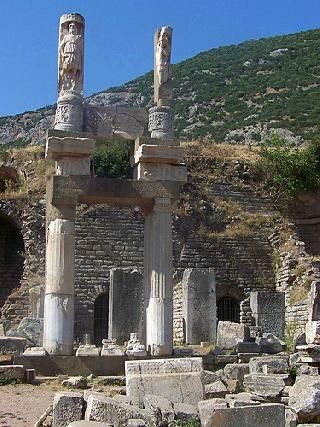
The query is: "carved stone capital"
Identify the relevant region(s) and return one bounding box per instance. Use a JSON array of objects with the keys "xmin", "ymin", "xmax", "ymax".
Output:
[
  {"xmin": 54, "ymin": 98, "xmax": 83, "ymax": 132},
  {"xmin": 148, "ymin": 106, "xmax": 174, "ymax": 141}
]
